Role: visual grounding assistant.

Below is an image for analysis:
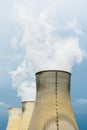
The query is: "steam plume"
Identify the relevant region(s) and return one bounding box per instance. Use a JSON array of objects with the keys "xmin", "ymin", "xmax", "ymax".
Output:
[{"xmin": 10, "ymin": 1, "xmax": 85, "ymax": 101}]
